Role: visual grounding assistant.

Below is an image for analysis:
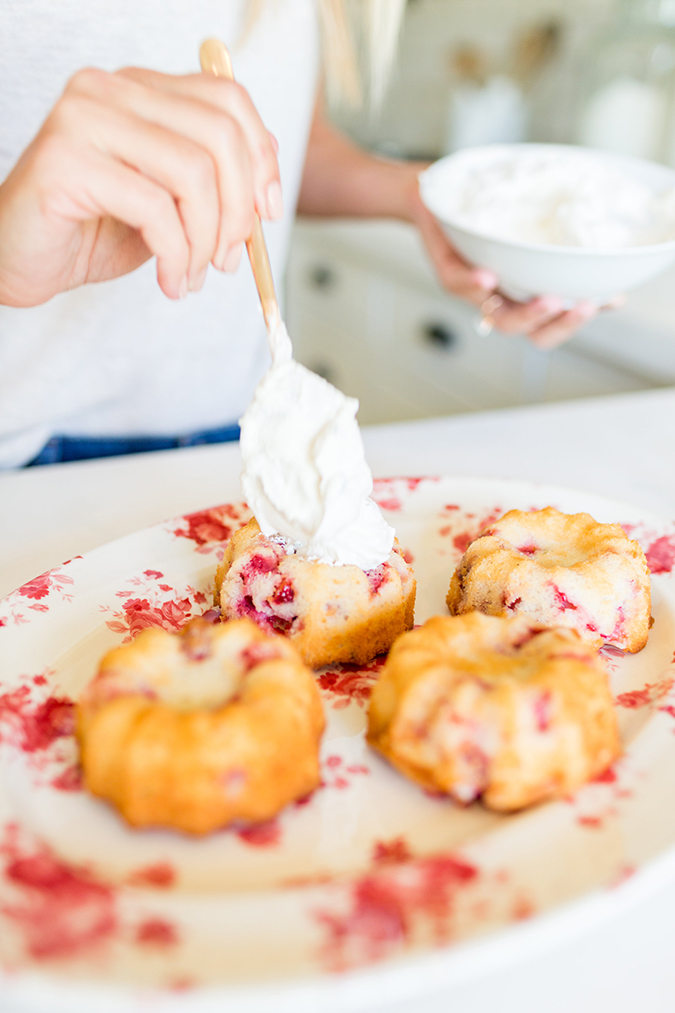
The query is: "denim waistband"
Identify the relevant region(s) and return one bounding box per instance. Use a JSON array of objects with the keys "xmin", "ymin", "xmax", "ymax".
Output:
[{"xmin": 26, "ymin": 422, "xmax": 241, "ymax": 466}]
